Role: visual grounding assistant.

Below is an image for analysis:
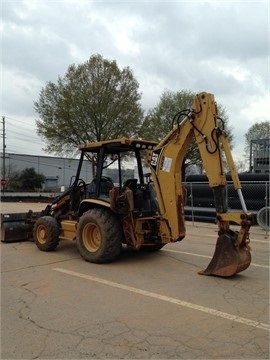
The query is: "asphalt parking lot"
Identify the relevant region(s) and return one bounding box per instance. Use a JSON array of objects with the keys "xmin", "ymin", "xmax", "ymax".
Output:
[{"xmin": 1, "ymin": 202, "xmax": 269, "ymax": 359}]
